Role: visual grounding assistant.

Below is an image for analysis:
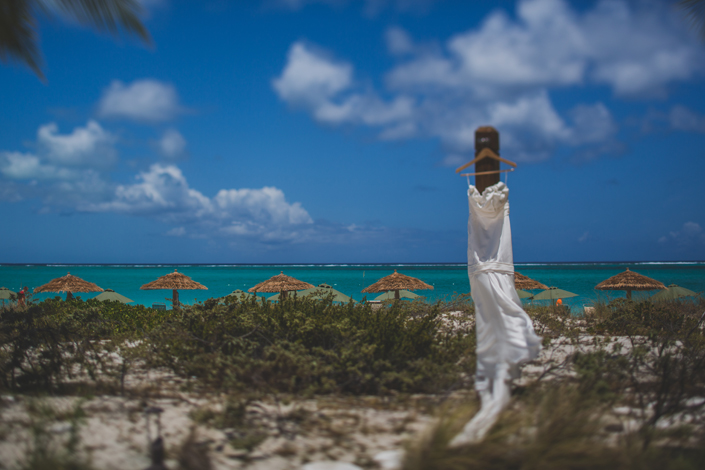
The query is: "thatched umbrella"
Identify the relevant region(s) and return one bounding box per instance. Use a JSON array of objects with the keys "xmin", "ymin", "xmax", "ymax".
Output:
[
  {"xmin": 362, "ymin": 270, "xmax": 434, "ymax": 300},
  {"xmin": 141, "ymin": 269, "xmax": 207, "ymax": 309},
  {"xmin": 595, "ymin": 268, "xmax": 665, "ymax": 300},
  {"xmin": 514, "ymin": 272, "xmax": 548, "ymax": 290},
  {"xmin": 248, "ymin": 271, "xmax": 314, "ymax": 300},
  {"xmin": 34, "ymin": 273, "xmax": 103, "ymax": 300}
]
